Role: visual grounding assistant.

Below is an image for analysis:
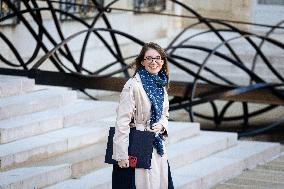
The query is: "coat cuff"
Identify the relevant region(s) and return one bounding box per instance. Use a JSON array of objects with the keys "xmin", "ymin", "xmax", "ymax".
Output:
[{"xmin": 158, "ymin": 115, "xmax": 169, "ymax": 136}]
